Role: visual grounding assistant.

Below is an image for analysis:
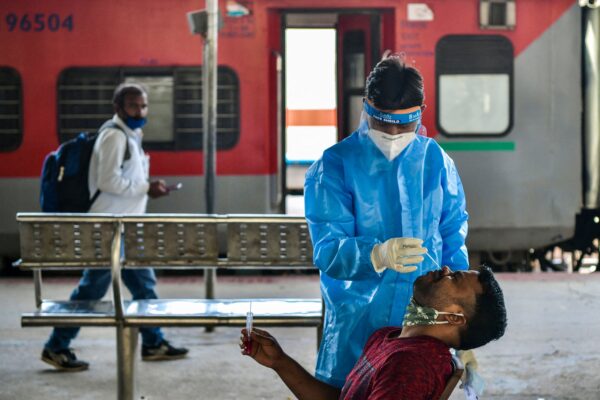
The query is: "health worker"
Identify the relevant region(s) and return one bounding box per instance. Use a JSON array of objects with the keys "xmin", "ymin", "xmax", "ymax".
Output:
[{"xmin": 304, "ymin": 55, "xmax": 469, "ymax": 388}]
